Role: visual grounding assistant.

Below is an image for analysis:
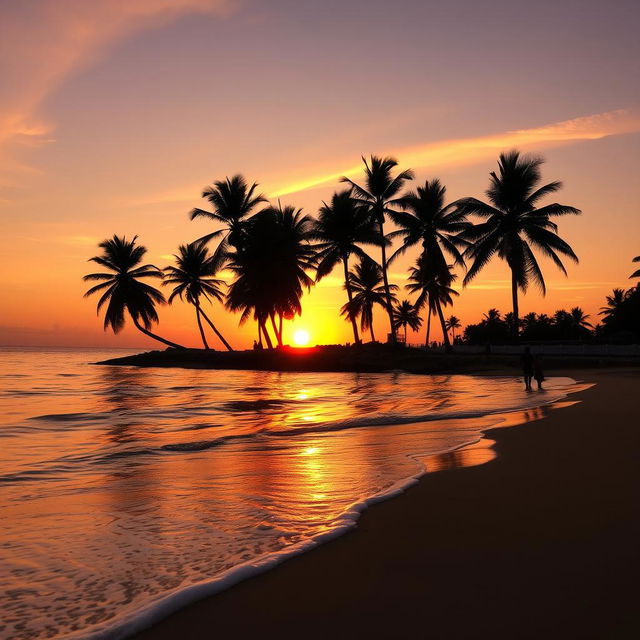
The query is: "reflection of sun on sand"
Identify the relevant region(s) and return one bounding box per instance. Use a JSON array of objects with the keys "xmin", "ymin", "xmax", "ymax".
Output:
[{"xmin": 293, "ymin": 329, "xmax": 310, "ymax": 346}]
